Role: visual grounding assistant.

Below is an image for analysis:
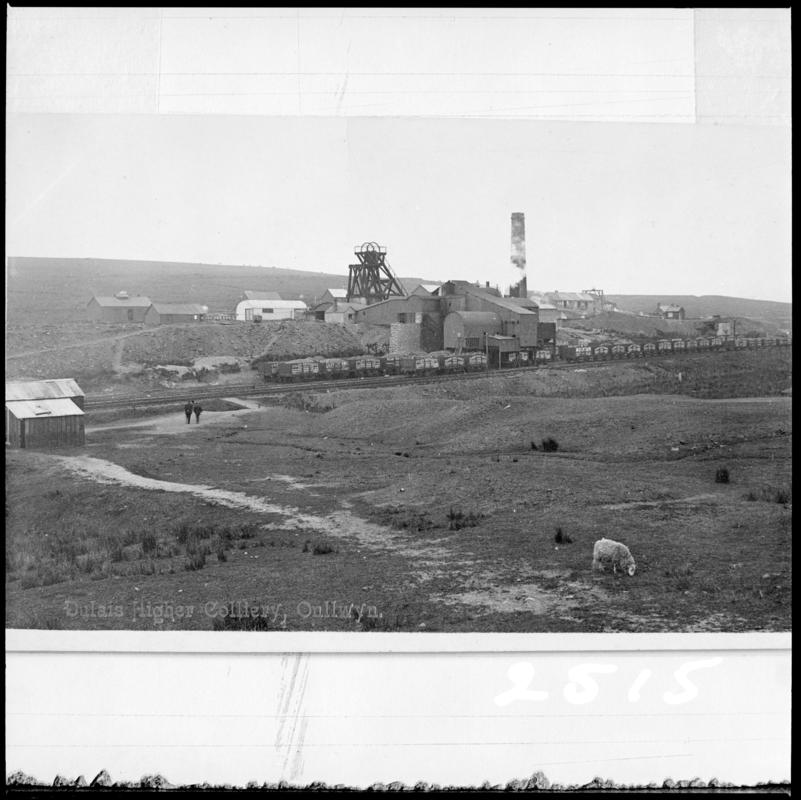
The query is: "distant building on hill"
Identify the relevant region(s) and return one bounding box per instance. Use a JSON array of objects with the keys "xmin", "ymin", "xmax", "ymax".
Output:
[
  {"xmin": 144, "ymin": 303, "xmax": 207, "ymax": 325},
  {"xmin": 86, "ymin": 292, "xmax": 151, "ymax": 323},
  {"xmin": 235, "ymin": 296, "xmax": 308, "ymax": 322},
  {"xmin": 543, "ymin": 291, "xmax": 601, "ymax": 315},
  {"xmin": 656, "ymin": 303, "xmax": 686, "ymax": 320},
  {"xmin": 5, "ymin": 379, "xmax": 85, "ymax": 449}
]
